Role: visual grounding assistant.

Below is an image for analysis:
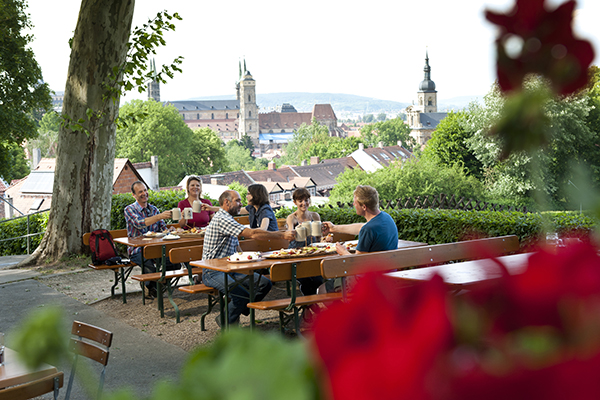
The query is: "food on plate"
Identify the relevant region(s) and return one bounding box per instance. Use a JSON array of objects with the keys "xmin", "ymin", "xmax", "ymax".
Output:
[
  {"xmin": 167, "ymin": 227, "xmax": 206, "ymax": 236},
  {"xmin": 163, "ymin": 234, "xmax": 180, "ymax": 240},
  {"xmin": 265, "ymin": 244, "xmax": 338, "ymax": 259},
  {"xmin": 228, "ymin": 252, "xmax": 262, "ymax": 262},
  {"xmin": 321, "ymin": 233, "xmax": 334, "ymax": 242}
]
